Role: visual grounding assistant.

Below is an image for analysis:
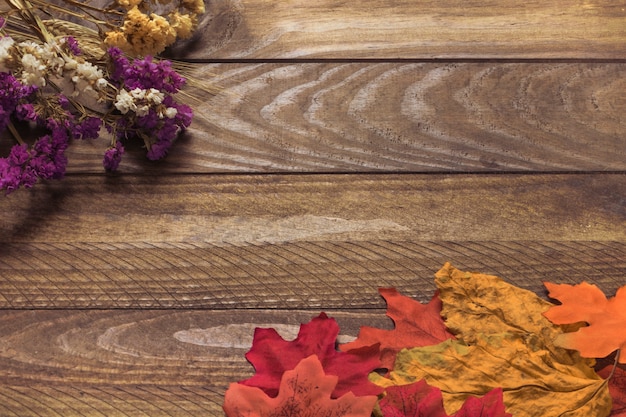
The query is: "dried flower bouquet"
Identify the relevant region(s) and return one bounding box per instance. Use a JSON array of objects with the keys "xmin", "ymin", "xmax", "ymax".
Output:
[{"xmin": 0, "ymin": 0, "xmax": 205, "ymax": 193}]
